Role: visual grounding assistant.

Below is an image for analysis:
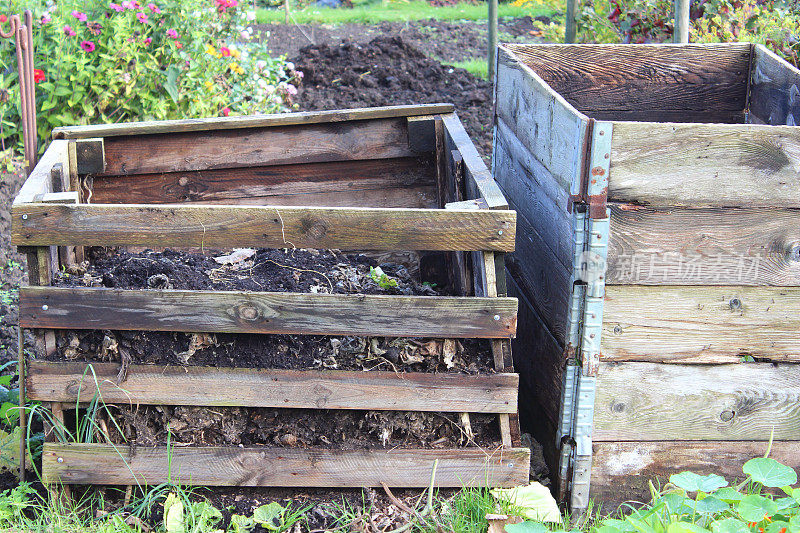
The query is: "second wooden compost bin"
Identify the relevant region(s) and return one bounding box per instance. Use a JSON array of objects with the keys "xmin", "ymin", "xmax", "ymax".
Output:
[
  {"xmin": 13, "ymin": 104, "xmax": 530, "ymax": 488},
  {"xmin": 493, "ymin": 43, "xmax": 800, "ymax": 510}
]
